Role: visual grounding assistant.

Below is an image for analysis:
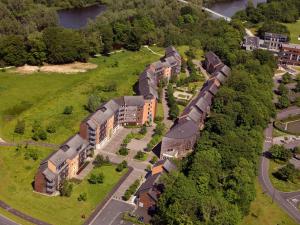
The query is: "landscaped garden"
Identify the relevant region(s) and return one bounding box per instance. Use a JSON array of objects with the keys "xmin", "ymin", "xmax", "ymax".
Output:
[
  {"xmin": 0, "ymin": 146, "xmax": 127, "ymax": 225},
  {"xmin": 0, "ymin": 49, "xmax": 162, "ymax": 145},
  {"xmin": 274, "ymin": 114, "xmax": 300, "ymax": 135}
]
